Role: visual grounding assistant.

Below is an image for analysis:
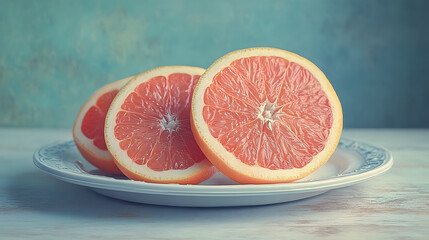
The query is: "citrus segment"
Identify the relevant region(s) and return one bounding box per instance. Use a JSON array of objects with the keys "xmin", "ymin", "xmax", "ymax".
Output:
[
  {"xmin": 73, "ymin": 76, "xmax": 133, "ymax": 175},
  {"xmin": 192, "ymin": 48, "xmax": 343, "ymax": 183},
  {"xmin": 105, "ymin": 66, "xmax": 216, "ymax": 184},
  {"xmin": 81, "ymin": 90, "xmax": 119, "ymax": 150}
]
